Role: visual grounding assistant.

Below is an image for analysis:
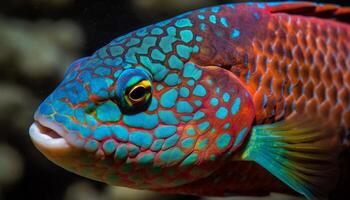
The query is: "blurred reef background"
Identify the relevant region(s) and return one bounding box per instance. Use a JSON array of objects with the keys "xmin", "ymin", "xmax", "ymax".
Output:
[{"xmin": 0, "ymin": 1, "xmax": 349, "ymax": 200}]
